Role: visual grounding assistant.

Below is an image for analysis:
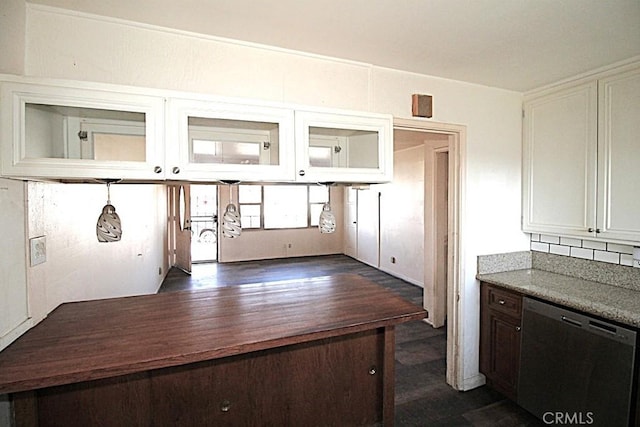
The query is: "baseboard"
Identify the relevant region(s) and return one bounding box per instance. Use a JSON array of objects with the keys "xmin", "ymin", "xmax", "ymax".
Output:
[{"xmin": 460, "ymin": 373, "xmax": 486, "ymax": 391}]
